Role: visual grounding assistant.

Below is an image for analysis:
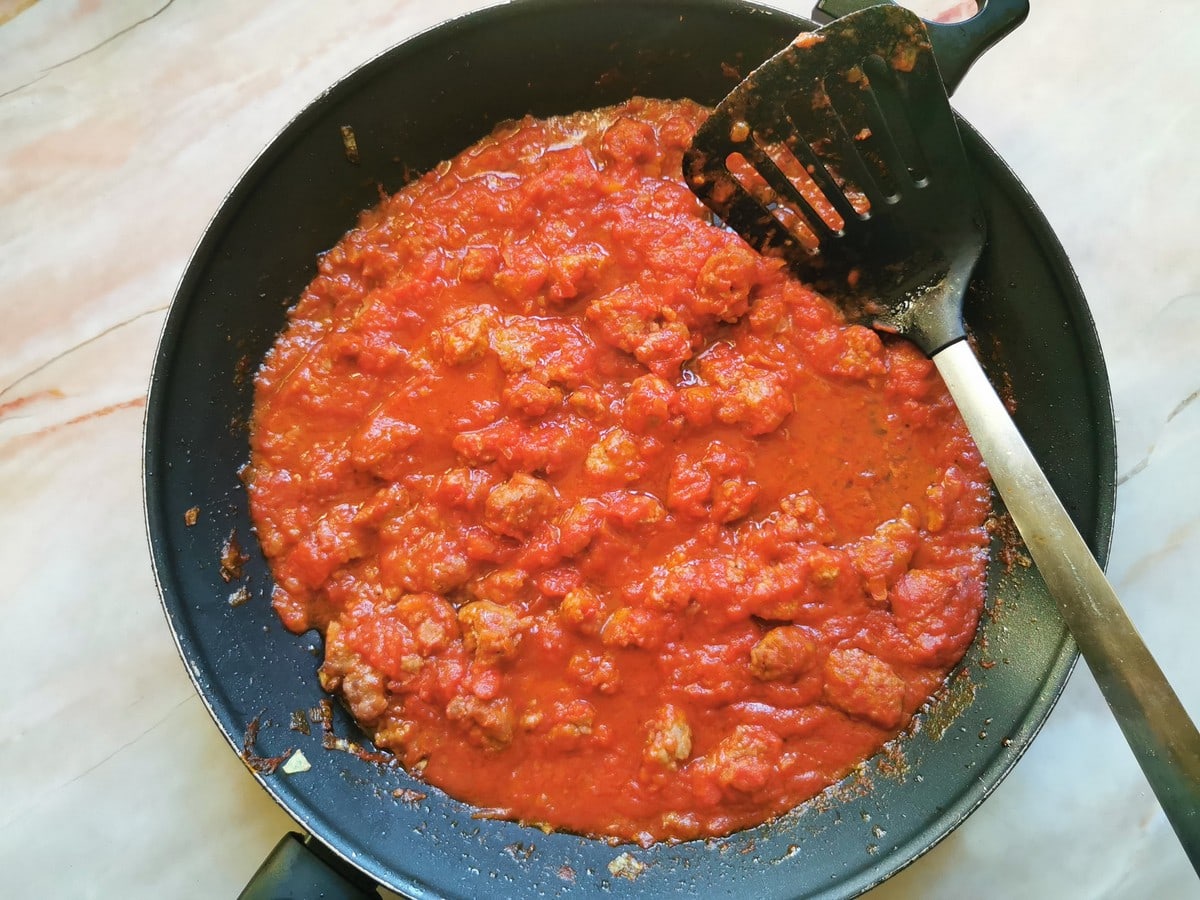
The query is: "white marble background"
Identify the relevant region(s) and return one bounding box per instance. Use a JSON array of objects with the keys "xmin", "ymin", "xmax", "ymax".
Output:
[{"xmin": 1, "ymin": 0, "xmax": 1196, "ymax": 897}]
